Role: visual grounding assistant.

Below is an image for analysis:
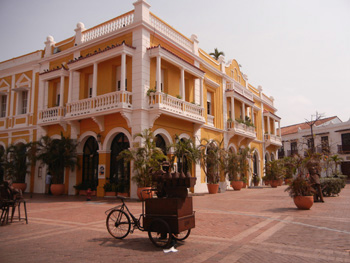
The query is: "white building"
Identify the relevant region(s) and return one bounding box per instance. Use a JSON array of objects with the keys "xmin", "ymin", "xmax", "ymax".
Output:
[{"xmin": 279, "ymin": 116, "xmax": 350, "ymax": 177}]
